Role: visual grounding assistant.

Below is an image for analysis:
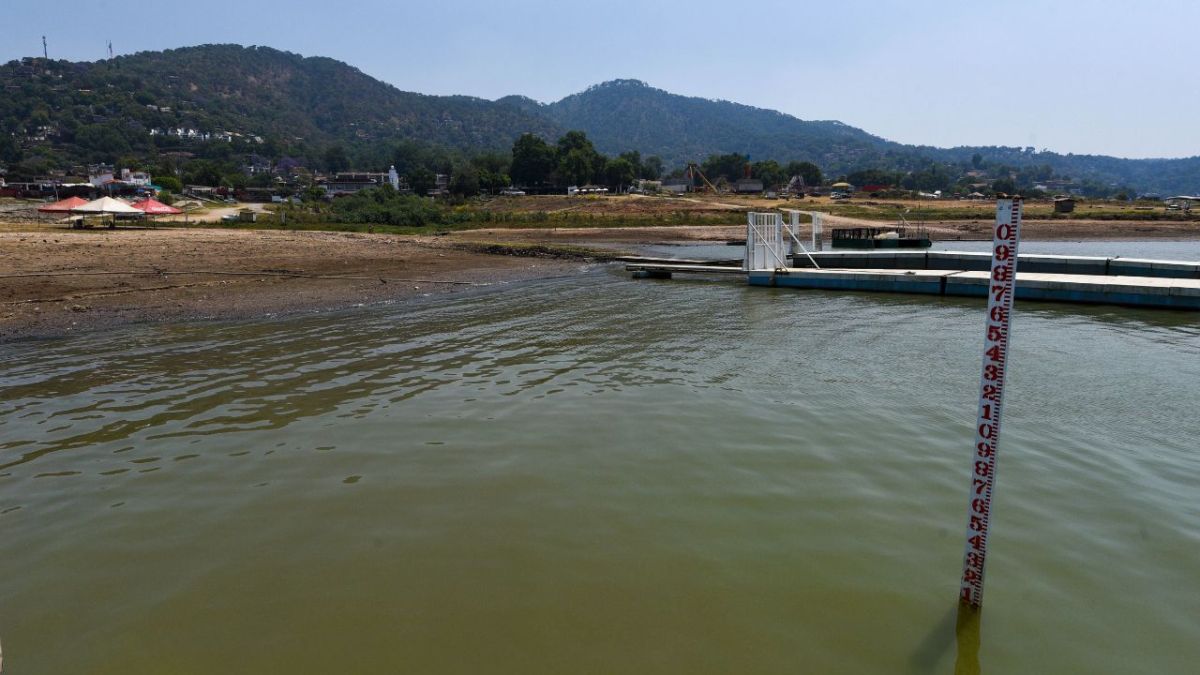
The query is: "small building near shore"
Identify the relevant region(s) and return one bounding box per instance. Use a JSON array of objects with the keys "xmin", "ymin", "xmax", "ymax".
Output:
[
  {"xmin": 734, "ymin": 178, "xmax": 764, "ymax": 194},
  {"xmin": 1053, "ymin": 195, "xmax": 1076, "ymax": 213},
  {"xmin": 632, "ymin": 179, "xmax": 661, "ymax": 194},
  {"xmin": 1164, "ymin": 196, "xmax": 1199, "ymax": 212},
  {"xmin": 662, "ymin": 177, "xmax": 693, "ymax": 194}
]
